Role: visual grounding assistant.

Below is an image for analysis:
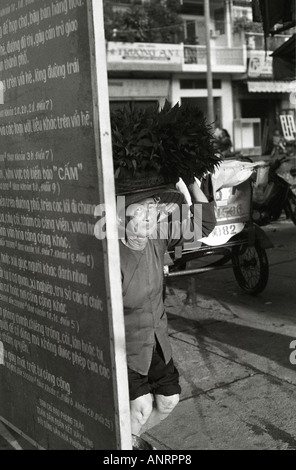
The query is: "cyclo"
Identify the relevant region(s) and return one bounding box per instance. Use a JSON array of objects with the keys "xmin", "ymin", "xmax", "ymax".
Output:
[{"xmin": 164, "ymin": 160, "xmax": 274, "ymax": 296}]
